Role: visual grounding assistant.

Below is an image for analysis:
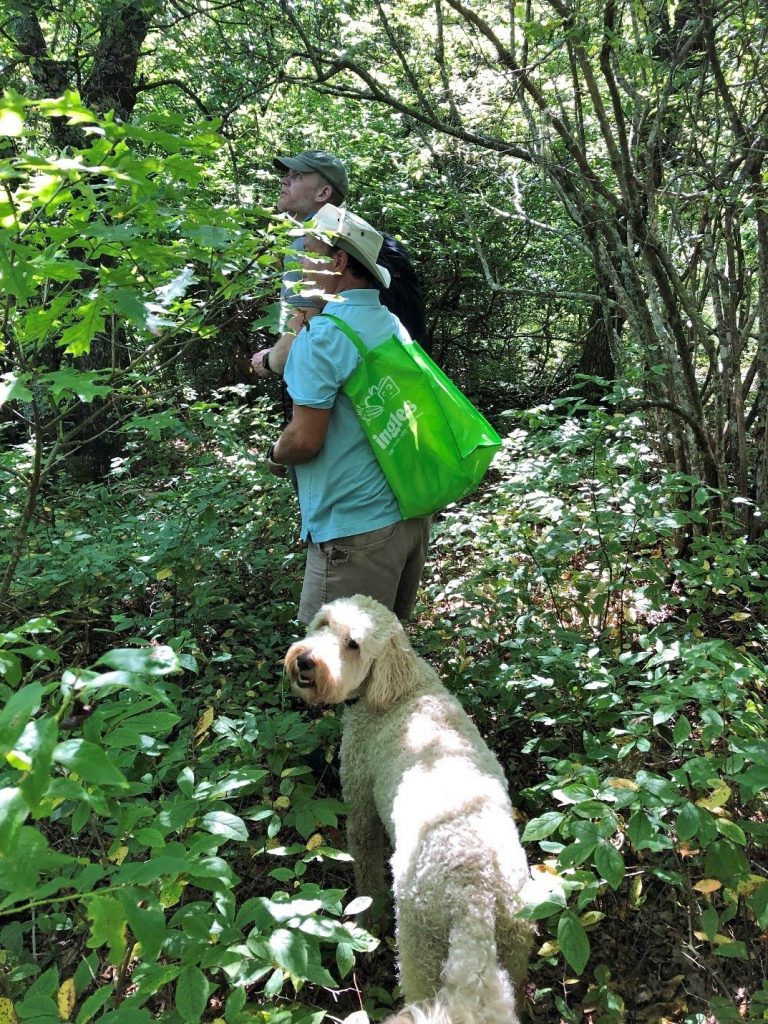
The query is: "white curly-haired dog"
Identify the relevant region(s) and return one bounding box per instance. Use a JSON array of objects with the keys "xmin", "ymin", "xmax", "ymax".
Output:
[{"xmin": 285, "ymin": 594, "xmax": 534, "ymax": 1024}]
